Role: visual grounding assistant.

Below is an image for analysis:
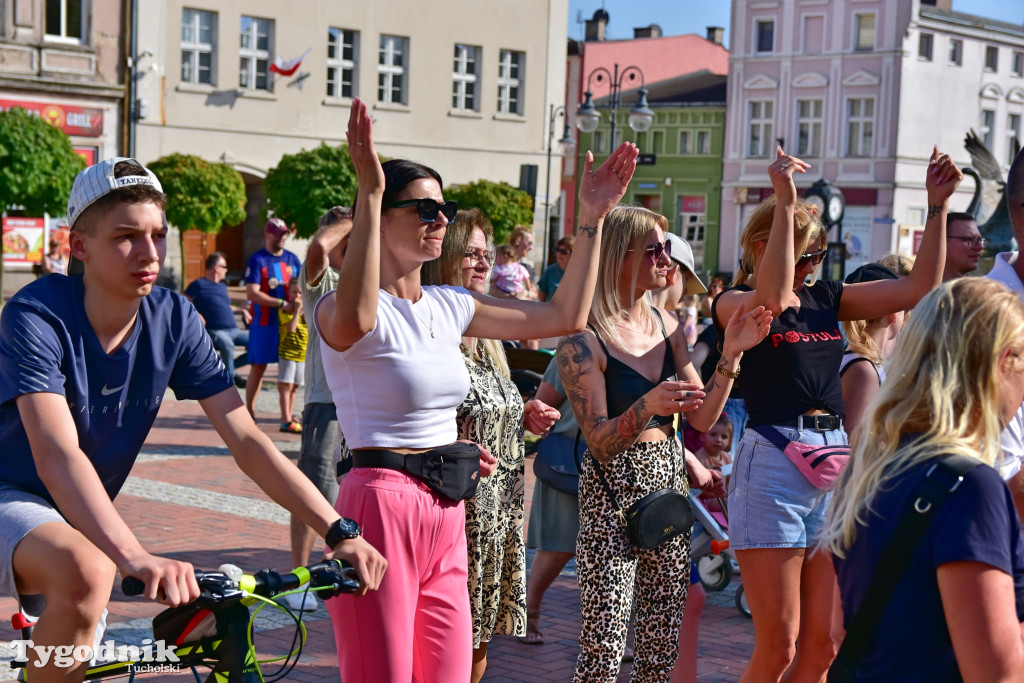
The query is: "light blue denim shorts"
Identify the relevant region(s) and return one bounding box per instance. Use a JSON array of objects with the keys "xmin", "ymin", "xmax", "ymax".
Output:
[{"xmin": 727, "ymin": 425, "xmax": 847, "ymax": 550}]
